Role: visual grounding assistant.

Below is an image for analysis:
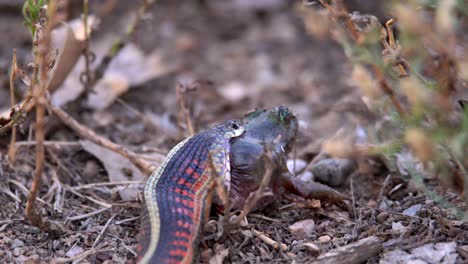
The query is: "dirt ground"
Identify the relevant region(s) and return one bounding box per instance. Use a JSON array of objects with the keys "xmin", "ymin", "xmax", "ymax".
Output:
[{"xmin": 0, "ymin": 1, "xmax": 466, "ymax": 263}]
